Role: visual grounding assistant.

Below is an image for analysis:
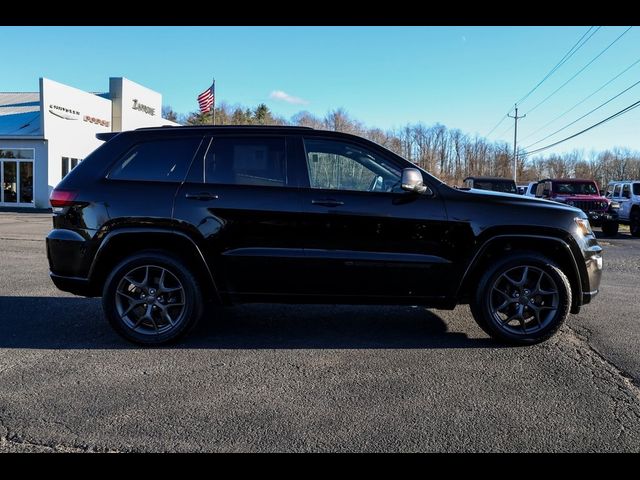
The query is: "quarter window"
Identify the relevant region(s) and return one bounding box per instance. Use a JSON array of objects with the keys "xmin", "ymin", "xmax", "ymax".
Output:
[
  {"xmin": 109, "ymin": 138, "xmax": 202, "ymax": 182},
  {"xmin": 205, "ymin": 137, "xmax": 287, "ymax": 187},
  {"xmin": 303, "ymin": 138, "xmax": 401, "ymax": 192}
]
